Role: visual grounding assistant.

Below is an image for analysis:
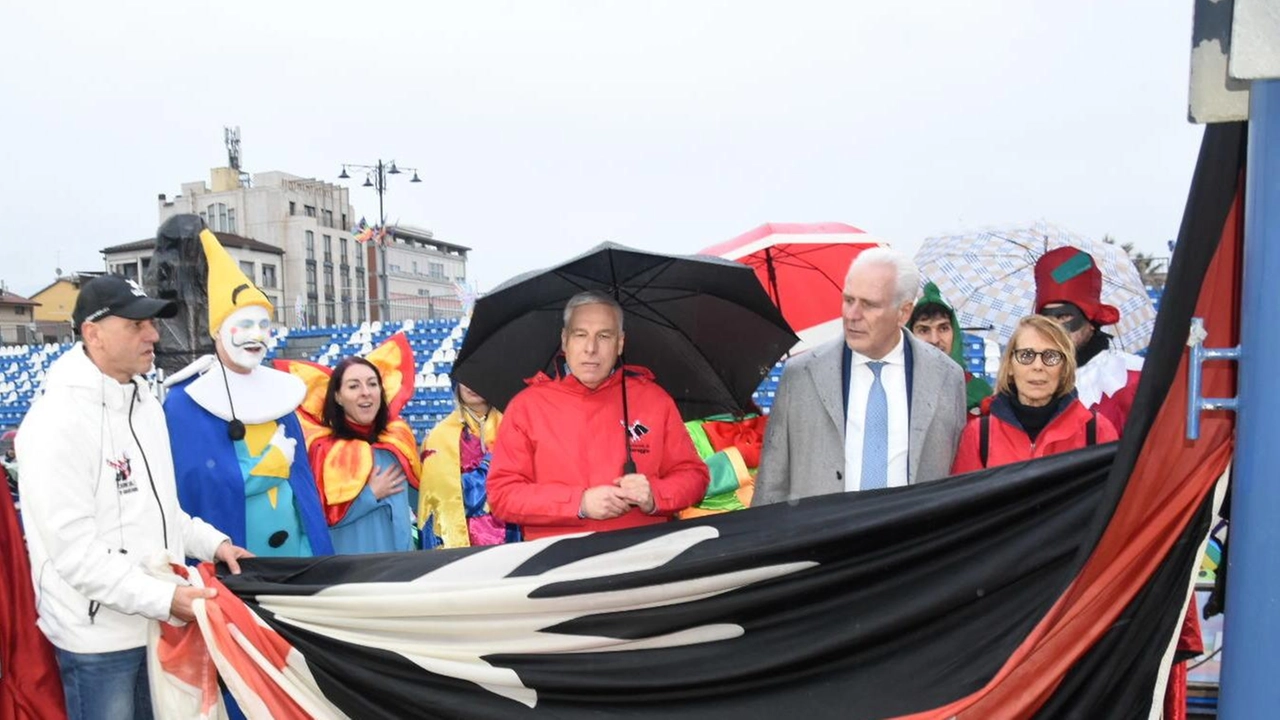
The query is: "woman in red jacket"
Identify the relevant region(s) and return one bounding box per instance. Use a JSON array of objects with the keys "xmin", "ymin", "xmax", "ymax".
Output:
[{"xmin": 952, "ymin": 315, "xmax": 1118, "ymax": 473}]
